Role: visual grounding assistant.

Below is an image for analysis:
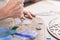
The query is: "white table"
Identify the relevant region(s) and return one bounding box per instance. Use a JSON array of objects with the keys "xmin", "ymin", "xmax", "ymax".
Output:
[
  {"xmin": 25, "ymin": 1, "xmax": 60, "ymax": 40},
  {"xmin": 25, "ymin": 1, "xmax": 60, "ymax": 14},
  {"xmin": 13, "ymin": 1, "xmax": 60, "ymax": 40}
]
